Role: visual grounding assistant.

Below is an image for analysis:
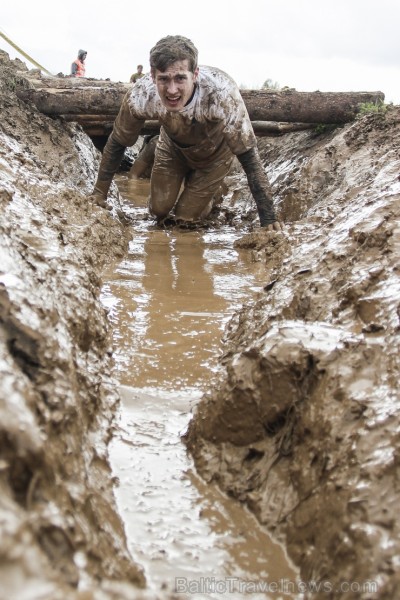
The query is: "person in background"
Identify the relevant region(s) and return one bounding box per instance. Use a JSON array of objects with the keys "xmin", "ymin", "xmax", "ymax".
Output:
[
  {"xmin": 130, "ymin": 64, "xmax": 144, "ymax": 84},
  {"xmin": 71, "ymin": 49, "xmax": 87, "ymax": 77},
  {"xmin": 91, "ymin": 35, "xmax": 281, "ymax": 230}
]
